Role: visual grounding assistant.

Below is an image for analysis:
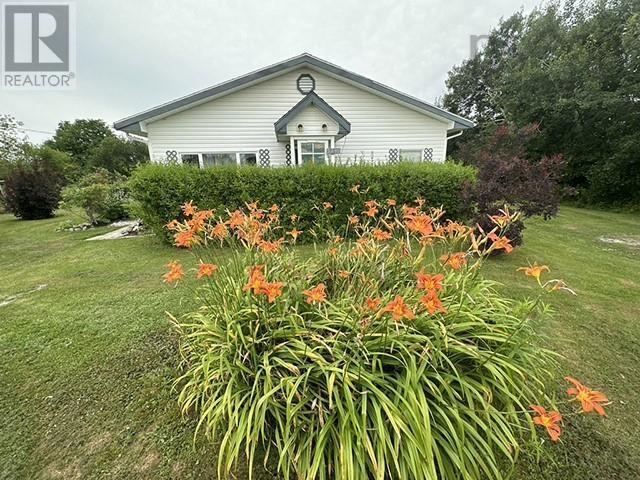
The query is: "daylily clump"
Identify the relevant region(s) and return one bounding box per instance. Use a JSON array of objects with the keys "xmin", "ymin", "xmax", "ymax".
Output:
[{"xmin": 164, "ymin": 196, "xmax": 606, "ymax": 480}]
